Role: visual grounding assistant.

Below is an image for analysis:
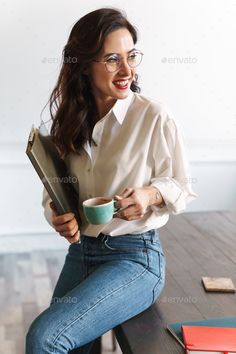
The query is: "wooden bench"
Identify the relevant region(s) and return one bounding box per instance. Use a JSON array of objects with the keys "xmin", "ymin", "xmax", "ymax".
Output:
[{"xmin": 111, "ymin": 211, "xmax": 236, "ymax": 353}]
